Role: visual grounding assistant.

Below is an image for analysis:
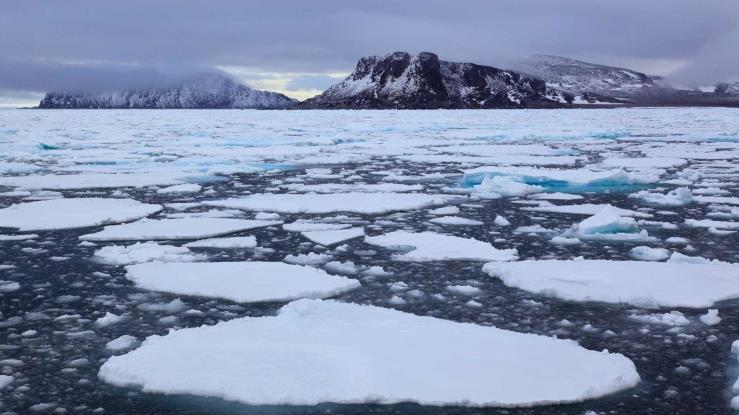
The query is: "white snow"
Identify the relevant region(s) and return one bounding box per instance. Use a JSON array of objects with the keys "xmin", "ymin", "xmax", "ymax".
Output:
[
  {"xmin": 483, "ymin": 260, "xmax": 739, "ymax": 308},
  {"xmin": 472, "ymin": 176, "xmax": 542, "ymax": 198},
  {"xmin": 80, "ymin": 218, "xmax": 281, "ymax": 241},
  {"xmin": 124, "ymin": 262, "xmax": 360, "ymax": 303},
  {"xmin": 529, "ymin": 192, "xmax": 584, "ymax": 201},
  {"xmin": 95, "ymin": 312, "xmax": 126, "ymax": 328},
  {"xmin": 494, "ymin": 215, "xmax": 511, "ymax": 226},
  {"xmin": 184, "ymin": 236, "xmax": 257, "ymax": 249},
  {"xmin": 204, "ymin": 193, "xmax": 454, "ymax": 214},
  {"xmin": 93, "ymin": 242, "xmax": 203, "ymax": 265},
  {"xmin": 99, "ymin": 299, "xmax": 639, "ymax": 407},
  {"xmin": 365, "ymin": 231, "xmax": 517, "ymax": 262},
  {"xmin": 428, "ymin": 206, "xmax": 460, "ymax": 215},
  {"xmin": 629, "ymin": 188, "xmax": 693, "ymax": 207},
  {"xmin": 301, "ymin": 228, "xmax": 365, "ymax": 246},
  {"xmin": 629, "ymin": 246, "xmax": 670, "ymax": 261},
  {"xmin": 283, "ymin": 253, "xmax": 333, "ymax": 265},
  {"xmin": 0, "ymin": 198, "xmax": 161, "ymax": 231},
  {"xmin": 282, "ymin": 222, "xmax": 351, "ymax": 232},
  {"xmin": 0, "ymin": 172, "xmax": 193, "ymax": 190},
  {"xmin": 629, "ymin": 311, "xmax": 689, "ymax": 326},
  {"xmin": 446, "ymin": 285, "xmax": 482, "ymax": 296},
  {"xmin": 428, "ymin": 216, "xmax": 484, "ymax": 226},
  {"xmin": 157, "ymin": 183, "xmax": 202, "ymax": 194},
  {"xmin": 106, "ymin": 335, "xmax": 138, "ymax": 352},
  {"xmin": 699, "ymin": 309, "xmax": 721, "ymax": 326}
]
